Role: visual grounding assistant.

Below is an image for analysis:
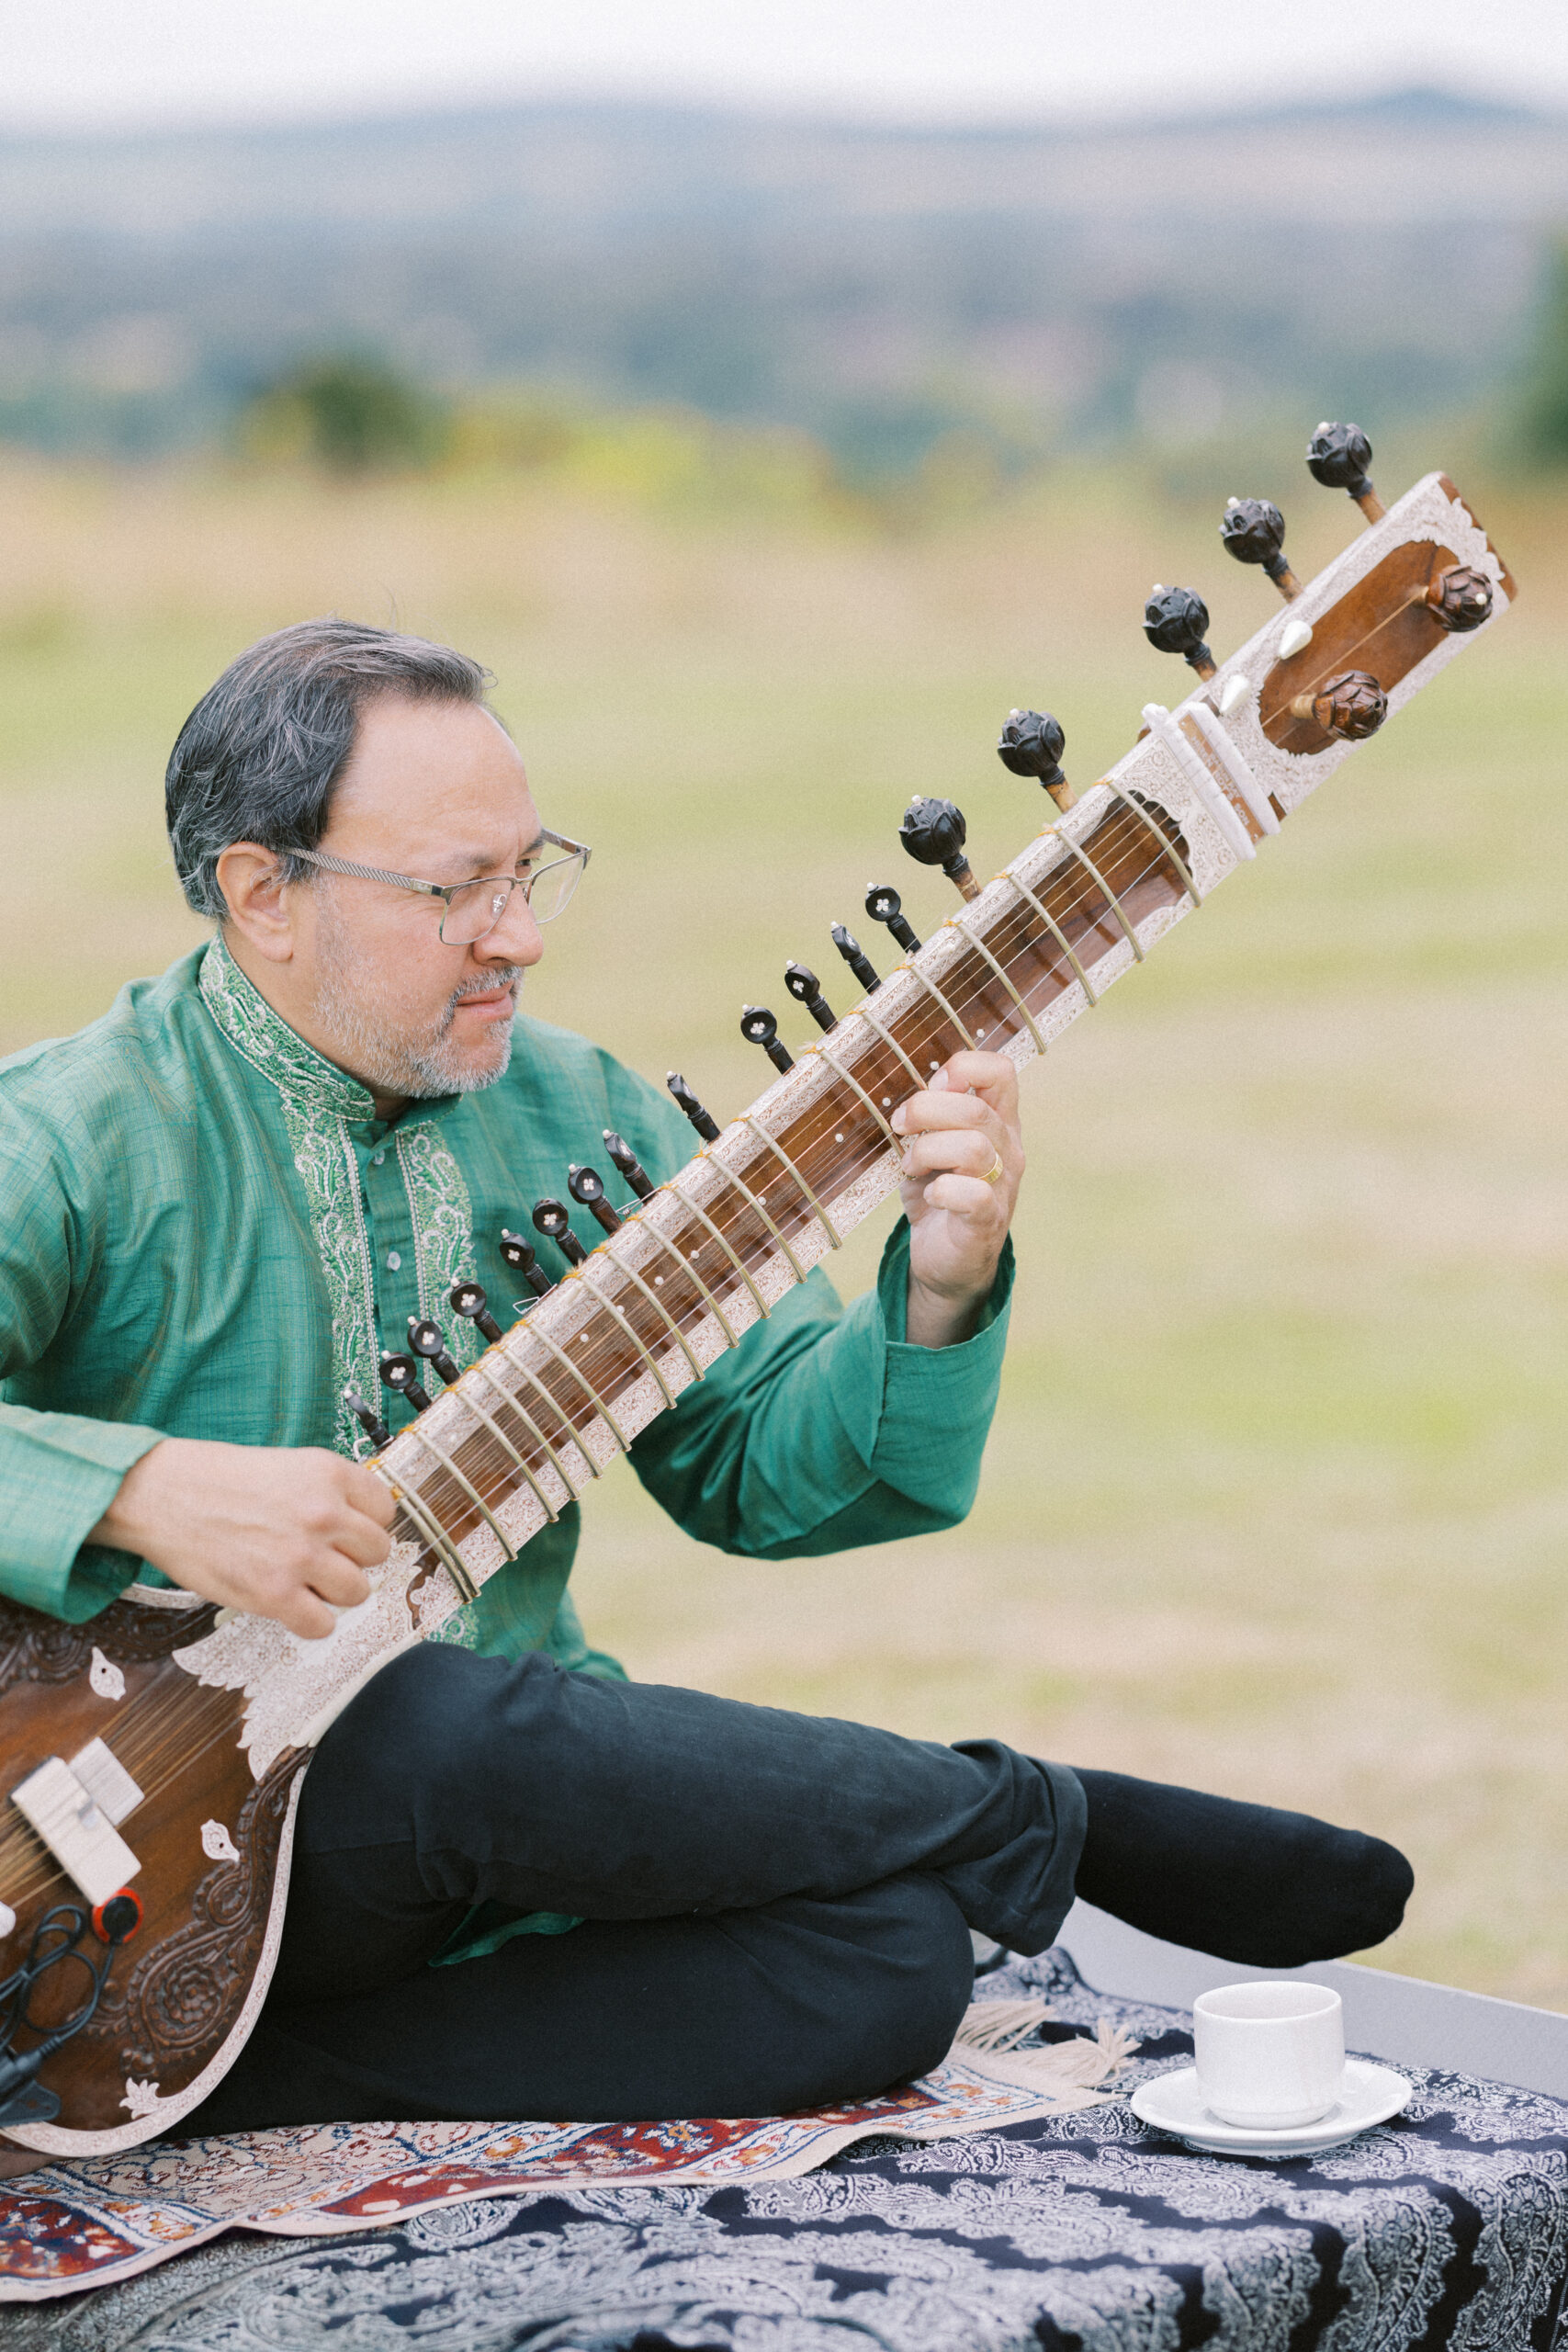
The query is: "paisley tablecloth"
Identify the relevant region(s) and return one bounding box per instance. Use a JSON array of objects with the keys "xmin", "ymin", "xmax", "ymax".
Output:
[{"xmin": 7, "ymin": 1948, "xmax": 1568, "ymax": 2351}]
